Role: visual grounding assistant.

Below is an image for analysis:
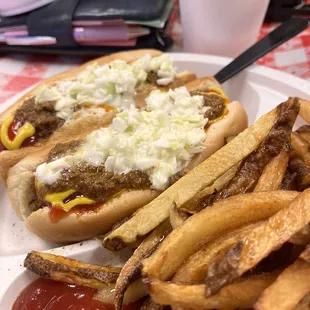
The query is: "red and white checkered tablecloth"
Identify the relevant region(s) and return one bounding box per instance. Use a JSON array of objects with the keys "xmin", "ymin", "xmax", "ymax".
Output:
[{"xmin": 0, "ymin": 1, "xmax": 310, "ymax": 104}]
